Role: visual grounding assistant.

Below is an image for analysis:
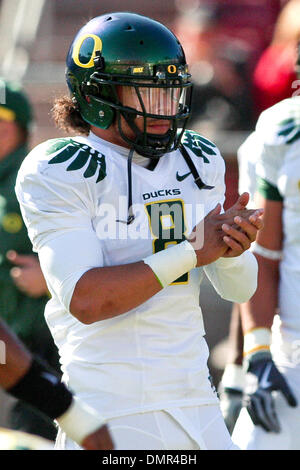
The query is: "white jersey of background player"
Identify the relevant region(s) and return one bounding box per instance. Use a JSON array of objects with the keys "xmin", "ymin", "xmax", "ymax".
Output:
[
  {"xmin": 233, "ymin": 96, "xmax": 300, "ymax": 450},
  {"xmin": 15, "ymin": 13, "xmax": 260, "ymax": 450},
  {"xmin": 237, "ymin": 132, "xmax": 261, "ymax": 209}
]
